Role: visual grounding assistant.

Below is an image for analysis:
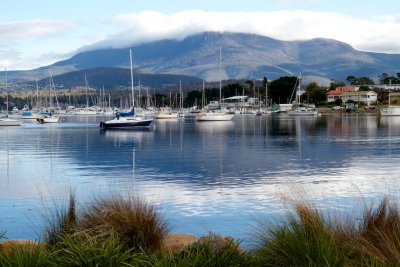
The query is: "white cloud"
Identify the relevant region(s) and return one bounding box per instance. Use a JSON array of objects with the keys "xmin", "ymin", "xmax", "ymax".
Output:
[
  {"xmin": 85, "ymin": 10, "xmax": 400, "ymax": 54},
  {"xmin": 4, "ymin": 9, "xmax": 400, "ymax": 70},
  {"xmin": 0, "ymin": 20, "xmax": 78, "ymax": 40}
]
